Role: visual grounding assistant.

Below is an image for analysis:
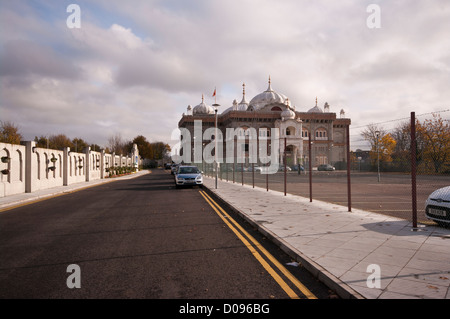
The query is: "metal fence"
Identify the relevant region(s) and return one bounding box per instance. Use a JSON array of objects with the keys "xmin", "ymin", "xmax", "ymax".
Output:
[{"xmin": 200, "ymin": 111, "xmax": 450, "ymax": 228}]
